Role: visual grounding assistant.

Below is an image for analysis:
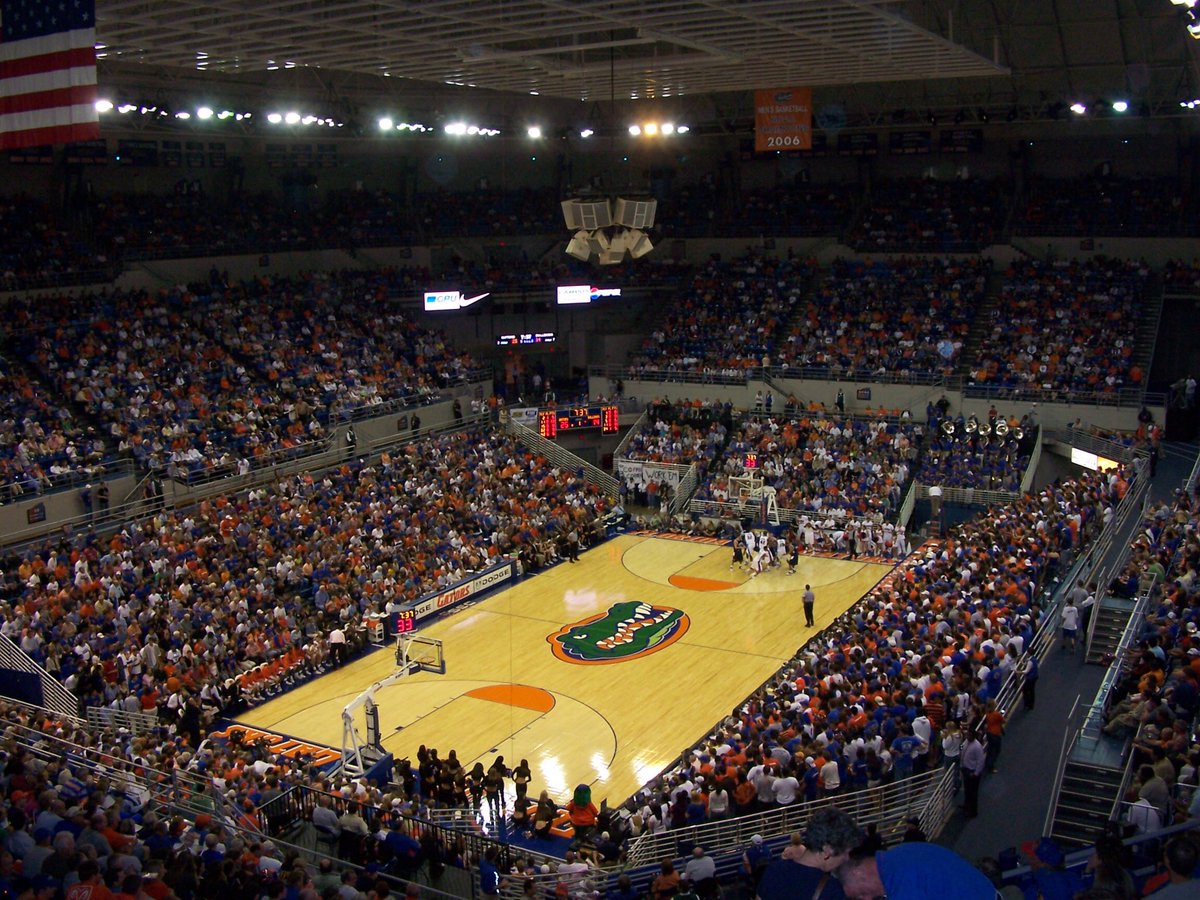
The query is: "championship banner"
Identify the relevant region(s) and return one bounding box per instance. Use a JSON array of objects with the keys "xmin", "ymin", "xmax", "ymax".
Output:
[{"xmin": 754, "ymin": 86, "xmax": 813, "ymax": 152}]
